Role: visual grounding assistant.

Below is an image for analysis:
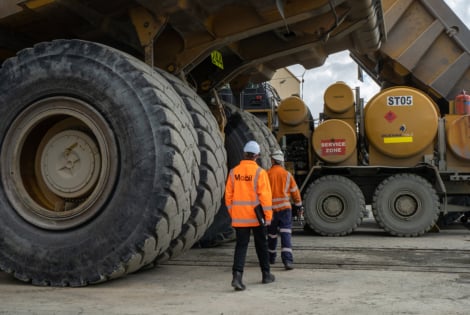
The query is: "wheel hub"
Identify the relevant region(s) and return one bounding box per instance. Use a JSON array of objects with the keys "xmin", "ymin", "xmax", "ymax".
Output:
[
  {"xmin": 41, "ymin": 130, "xmax": 100, "ymax": 199},
  {"xmin": 394, "ymin": 194, "xmax": 418, "ymax": 217},
  {"xmin": 322, "ymin": 196, "xmax": 344, "ymax": 217},
  {"xmin": 1, "ymin": 96, "xmax": 117, "ymax": 230}
]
